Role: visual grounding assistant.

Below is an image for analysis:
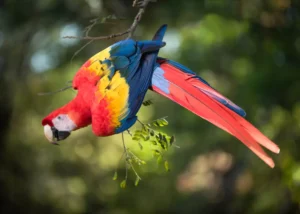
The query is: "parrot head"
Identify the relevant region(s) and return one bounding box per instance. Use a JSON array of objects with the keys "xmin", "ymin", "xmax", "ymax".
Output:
[
  {"xmin": 42, "ymin": 98, "xmax": 92, "ymax": 145},
  {"xmin": 42, "ymin": 111, "xmax": 77, "ymax": 145}
]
